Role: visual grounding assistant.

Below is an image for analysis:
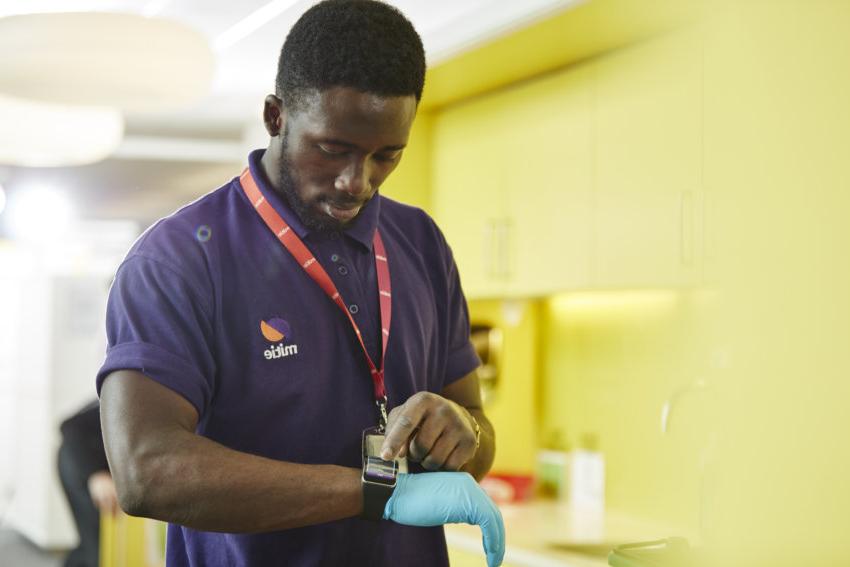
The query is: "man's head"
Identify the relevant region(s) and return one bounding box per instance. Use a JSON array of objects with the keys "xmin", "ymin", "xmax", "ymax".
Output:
[
  {"xmin": 263, "ymin": 0, "xmax": 426, "ymax": 232},
  {"xmin": 277, "ymin": 0, "xmax": 426, "ymax": 113}
]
